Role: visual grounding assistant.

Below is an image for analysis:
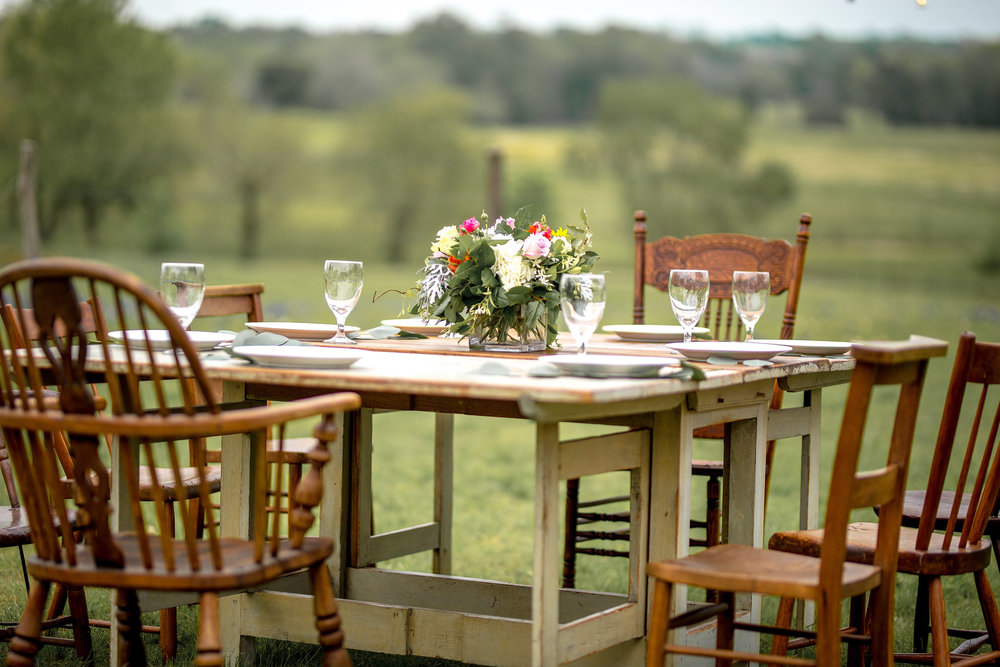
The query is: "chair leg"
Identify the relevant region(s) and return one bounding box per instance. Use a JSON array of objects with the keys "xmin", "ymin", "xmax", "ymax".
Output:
[
  {"xmin": 913, "ymin": 574, "xmax": 931, "ymax": 653},
  {"xmin": 66, "ymin": 585, "xmax": 93, "ymax": 664},
  {"xmin": 769, "ymin": 596, "xmax": 794, "ymax": 656},
  {"xmin": 927, "ymin": 576, "xmax": 949, "ymax": 667},
  {"xmin": 563, "ymin": 477, "xmax": 580, "ymax": 589},
  {"xmin": 160, "ymin": 501, "xmax": 177, "ymax": 663},
  {"xmin": 704, "ymin": 473, "xmax": 721, "ymax": 604},
  {"xmin": 7, "ymin": 580, "xmax": 50, "ymax": 667},
  {"xmin": 975, "ymin": 568, "xmax": 1000, "ymax": 651},
  {"xmin": 311, "ymin": 563, "xmax": 351, "ymax": 667},
  {"xmin": 847, "ymin": 593, "xmax": 867, "ymax": 667},
  {"xmin": 716, "ymin": 591, "xmax": 735, "ymax": 667},
  {"xmin": 646, "ymin": 578, "xmax": 671, "ymax": 667},
  {"xmin": 195, "ymin": 592, "xmax": 223, "ymax": 667},
  {"xmin": 289, "ymin": 462, "xmax": 303, "ymax": 514},
  {"xmin": 116, "ymin": 589, "xmax": 146, "ymax": 667}
]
